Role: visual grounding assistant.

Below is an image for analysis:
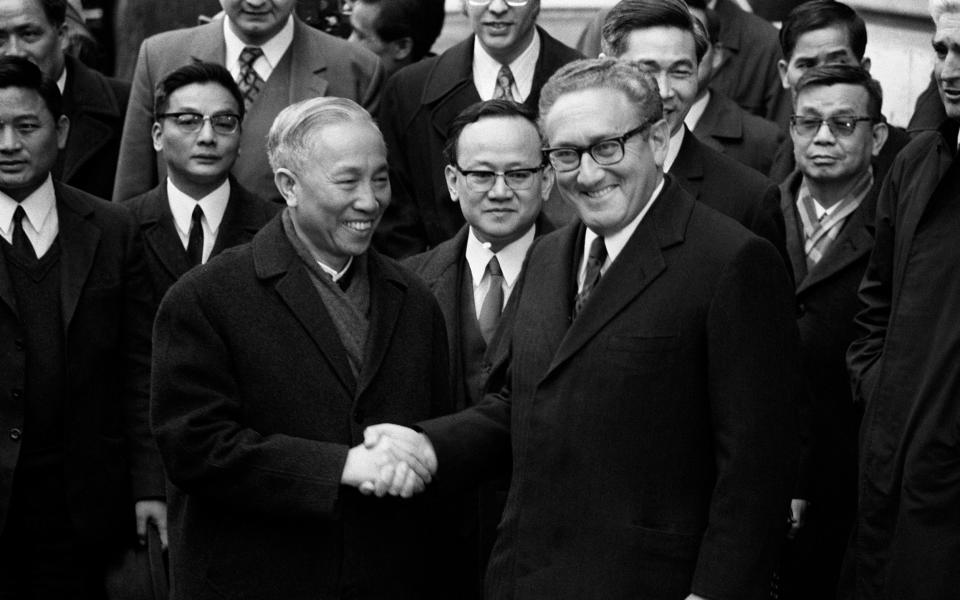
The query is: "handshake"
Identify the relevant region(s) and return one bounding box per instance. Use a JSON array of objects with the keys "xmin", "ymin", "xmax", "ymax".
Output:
[{"xmin": 340, "ymin": 424, "xmax": 438, "ymax": 498}]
